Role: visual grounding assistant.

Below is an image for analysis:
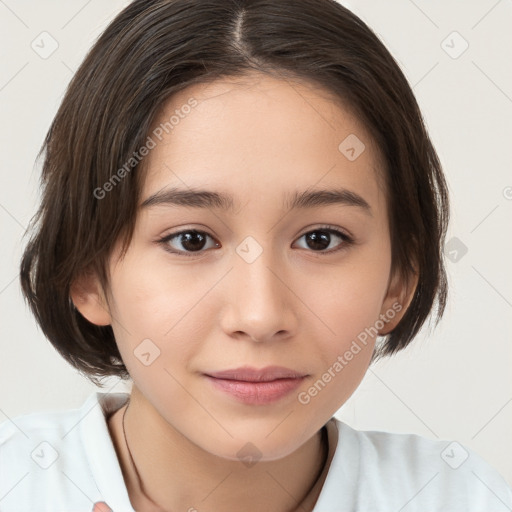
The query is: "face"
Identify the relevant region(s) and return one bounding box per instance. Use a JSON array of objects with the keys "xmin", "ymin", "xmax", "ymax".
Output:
[{"xmin": 75, "ymin": 72, "xmax": 410, "ymax": 461}]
